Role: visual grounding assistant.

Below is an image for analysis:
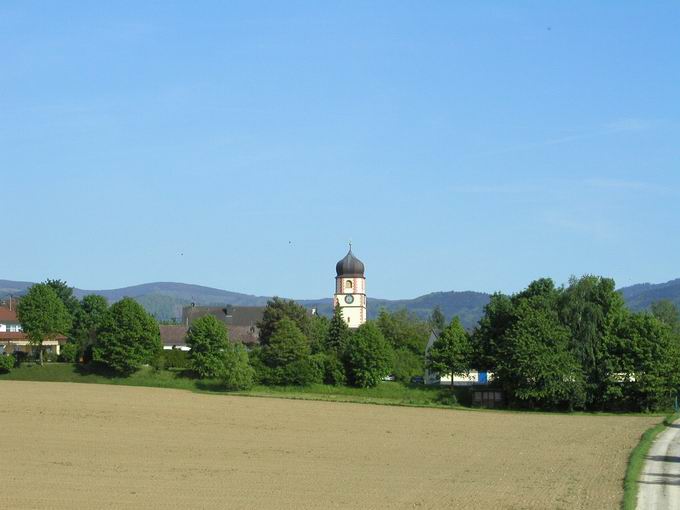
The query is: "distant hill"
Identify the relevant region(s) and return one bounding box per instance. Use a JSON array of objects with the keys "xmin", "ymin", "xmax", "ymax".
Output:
[
  {"xmin": 3, "ymin": 277, "xmax": 679, "ymax": 330},
  {"xmin": 618, "ymin": 278, "xmax": 680, "ymax": 311},
  {"xmin": 0, "ymin": 279, "xmax": 489, "ymax": 328}
]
